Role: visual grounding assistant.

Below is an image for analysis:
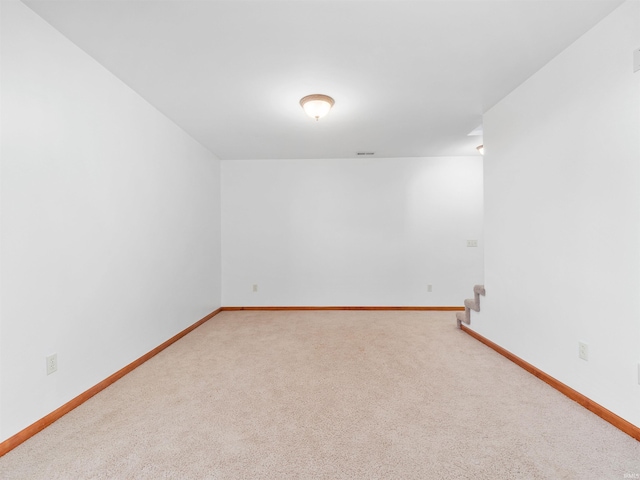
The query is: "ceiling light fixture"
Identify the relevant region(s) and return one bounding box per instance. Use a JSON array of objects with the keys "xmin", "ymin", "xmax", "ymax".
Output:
[
  {"xmin": 476, "ymin": 145, "xmax": 484, "ymax": 155},
  {"xmin": 300, "ymin": 94, "xmax": 335, "ymax": 121}
]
